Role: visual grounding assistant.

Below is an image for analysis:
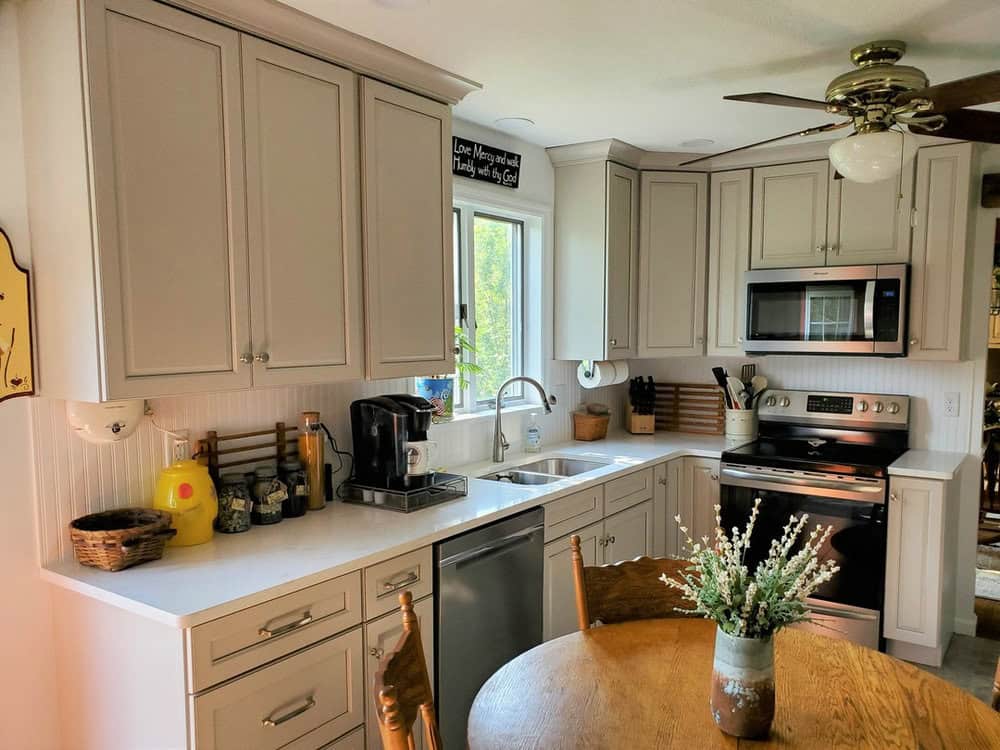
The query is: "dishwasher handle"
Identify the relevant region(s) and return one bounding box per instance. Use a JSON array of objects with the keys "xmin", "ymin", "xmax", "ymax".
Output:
[{"xmin": 438, "ymin": 523, "xmax": 543, "ymax": 568}]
